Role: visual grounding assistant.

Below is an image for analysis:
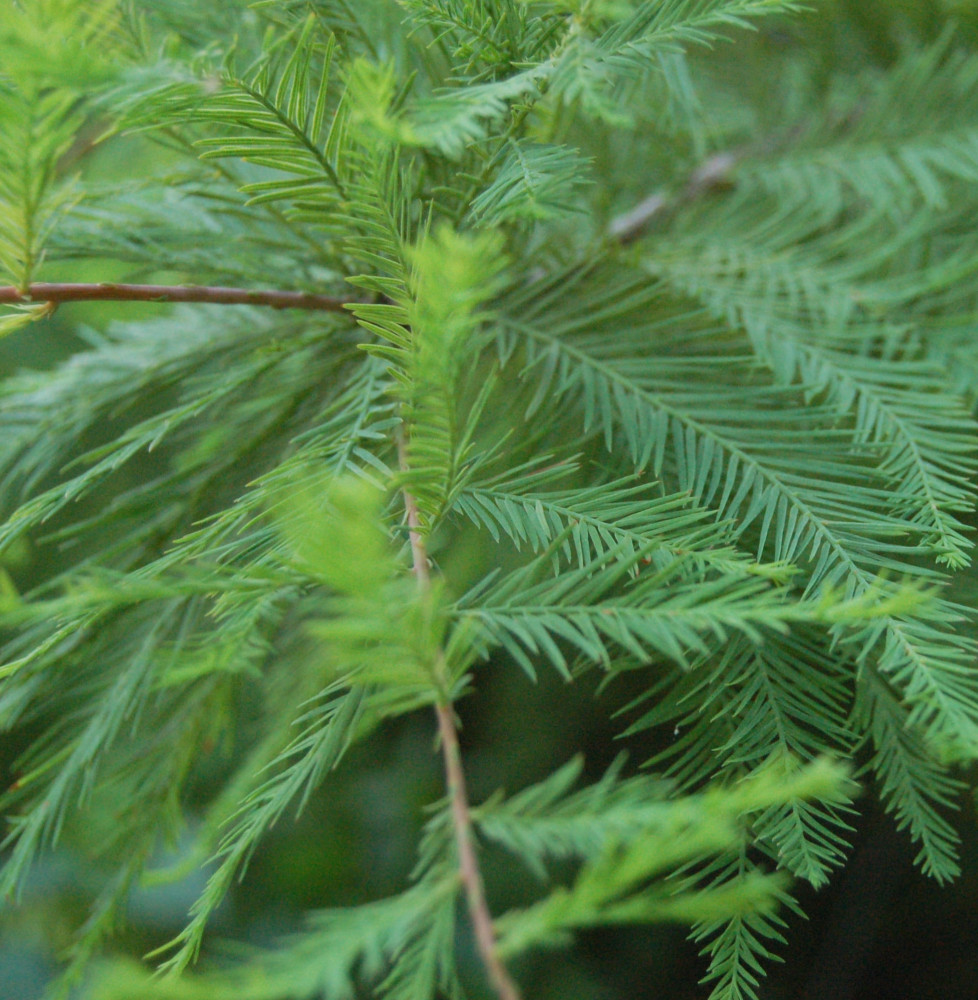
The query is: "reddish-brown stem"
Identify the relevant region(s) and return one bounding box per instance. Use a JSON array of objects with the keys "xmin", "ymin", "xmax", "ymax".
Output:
[
  {"xmin": 397, "ymin": 431, "xmax": 523, "ymax": 1000},
  {"xmin": 0, "ymin": 282, "xmax": 355, "ymax": 312},
  {"xmin": 435, "ymin": 700, "xmax": 523, "ymax": 1000},
  {"xmin": 0, "ymin": 149, "xmax": 744, "ymax": 320}
]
